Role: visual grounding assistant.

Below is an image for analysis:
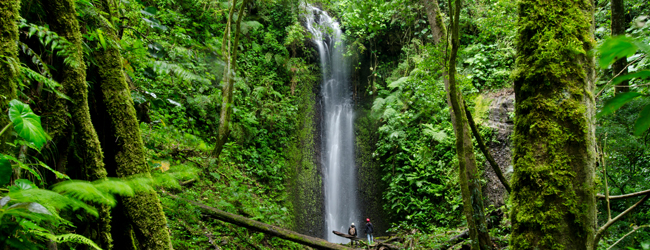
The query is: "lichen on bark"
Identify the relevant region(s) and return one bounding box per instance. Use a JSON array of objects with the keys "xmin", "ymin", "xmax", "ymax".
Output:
[{"xmin": 510, "ymin": 0, "xmax": 596, "ymax": 248}]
